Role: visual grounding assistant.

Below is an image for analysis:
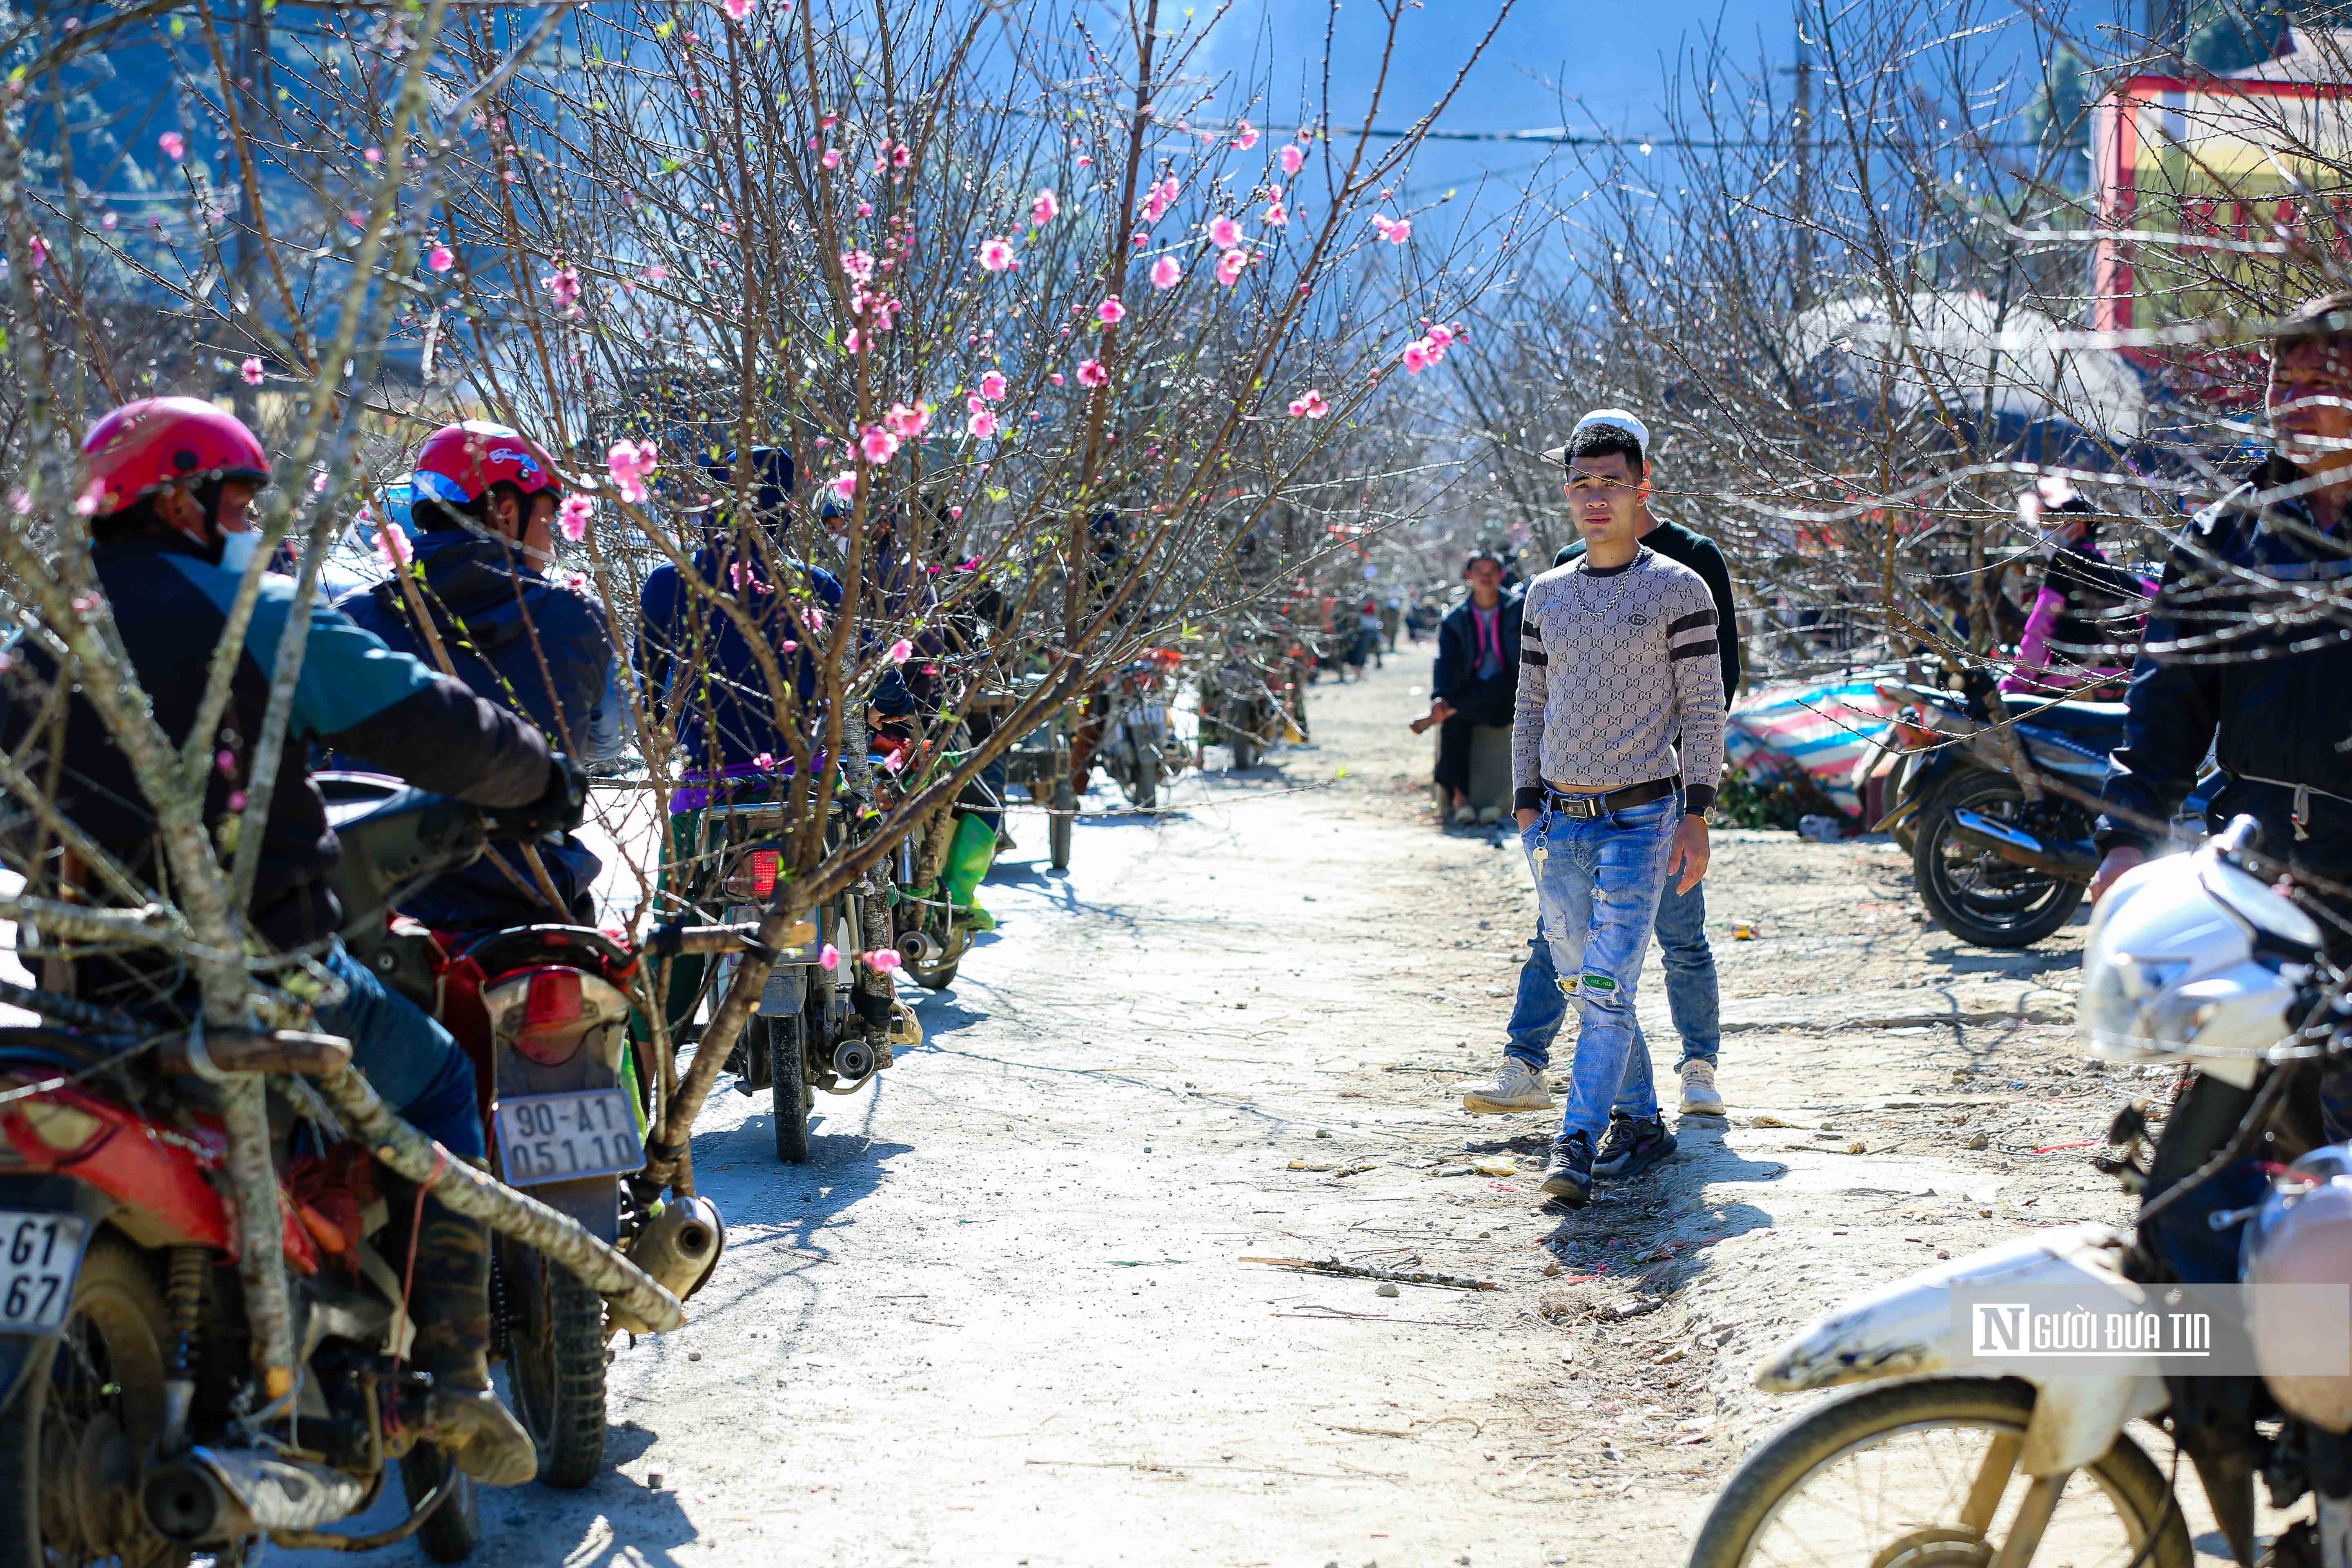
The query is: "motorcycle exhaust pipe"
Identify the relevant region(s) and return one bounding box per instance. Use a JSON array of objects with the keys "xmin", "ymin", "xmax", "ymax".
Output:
[
  {"xmin": 1947, "ymin": 809, "xmax": 2100, "ymax": 882},
  {"xmin": 611, "ymin": 1195, "xmax": 726, "ymax": 1335},
  {"xmin": 142, "ymin": 1447, "xmax": 370, "ymax": 1543},
  {"xmin": 896, "ymin": 930, "xmax": 938, "ymax": 965},
  {"xmin": 831, "ymin": 1038, "xmax": 876, "ymax": 1080}
]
